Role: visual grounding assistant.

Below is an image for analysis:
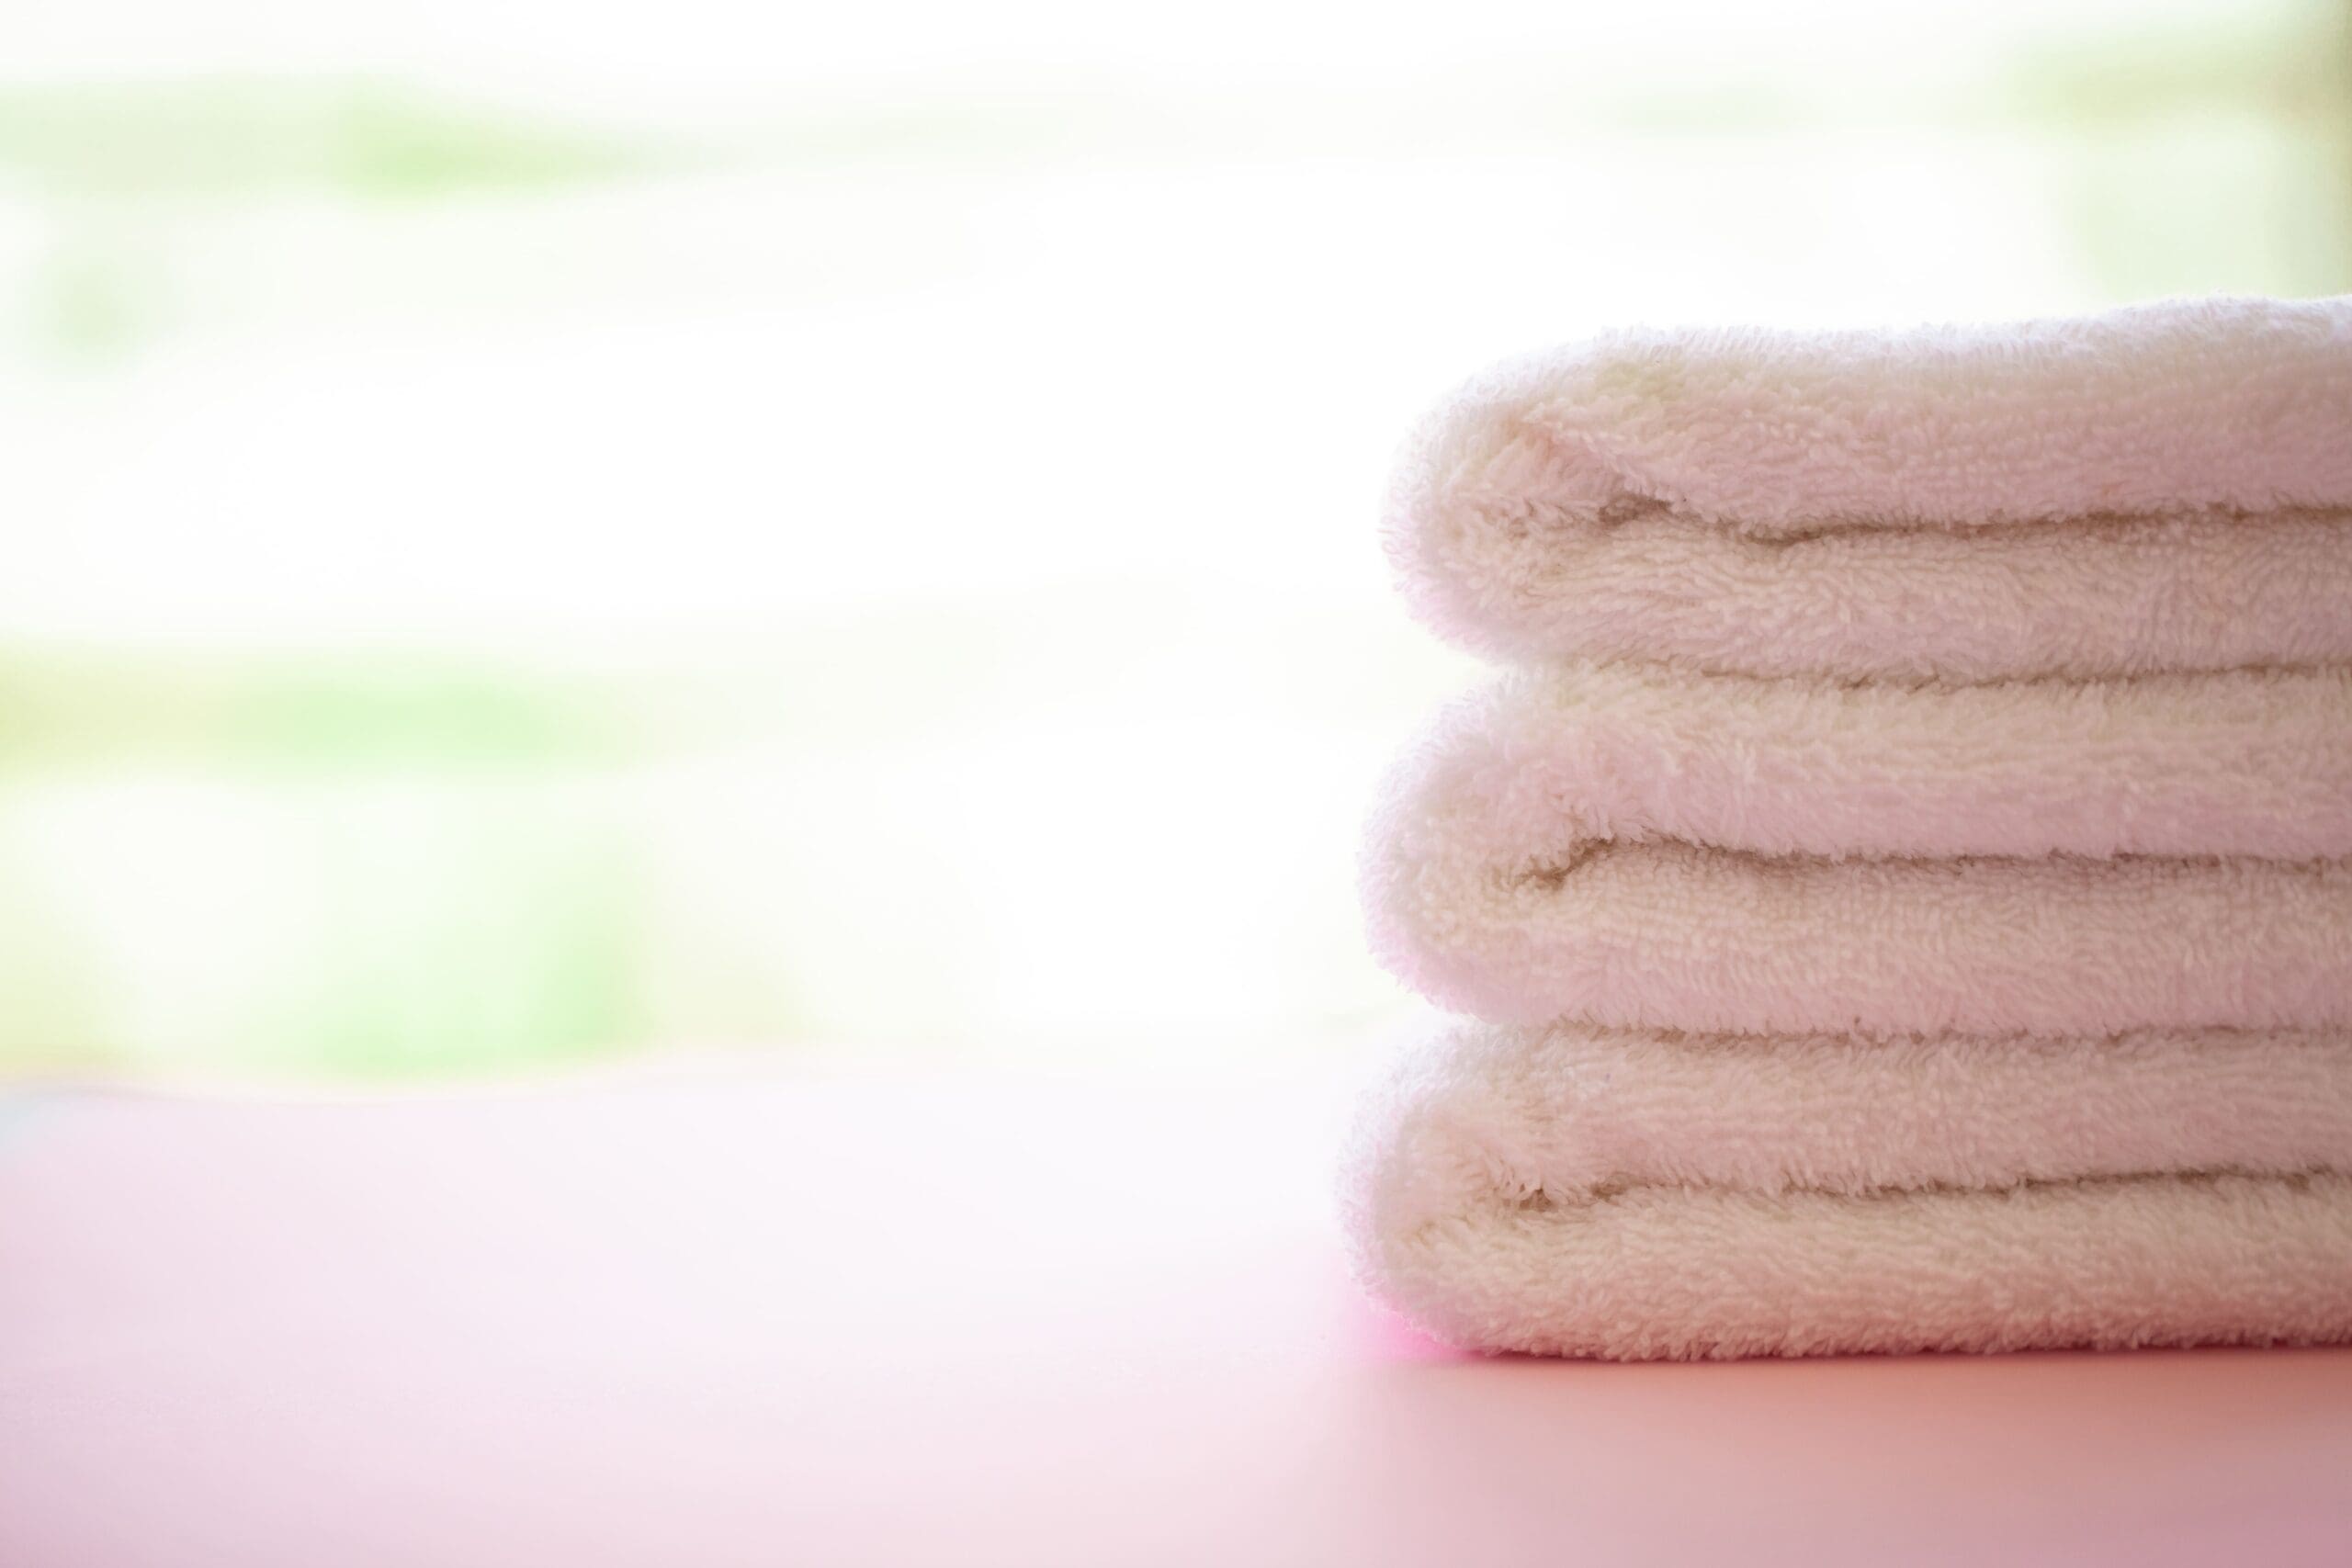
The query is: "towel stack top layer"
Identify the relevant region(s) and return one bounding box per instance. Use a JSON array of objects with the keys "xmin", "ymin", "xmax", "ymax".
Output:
[
  {"xmin": 1386, "ymin": 295, "xmax": 2352, "ymax": 682},
  {"xmin": 1351, "ymin": 296, "xmax": 2352, "ymax": 1359}
]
